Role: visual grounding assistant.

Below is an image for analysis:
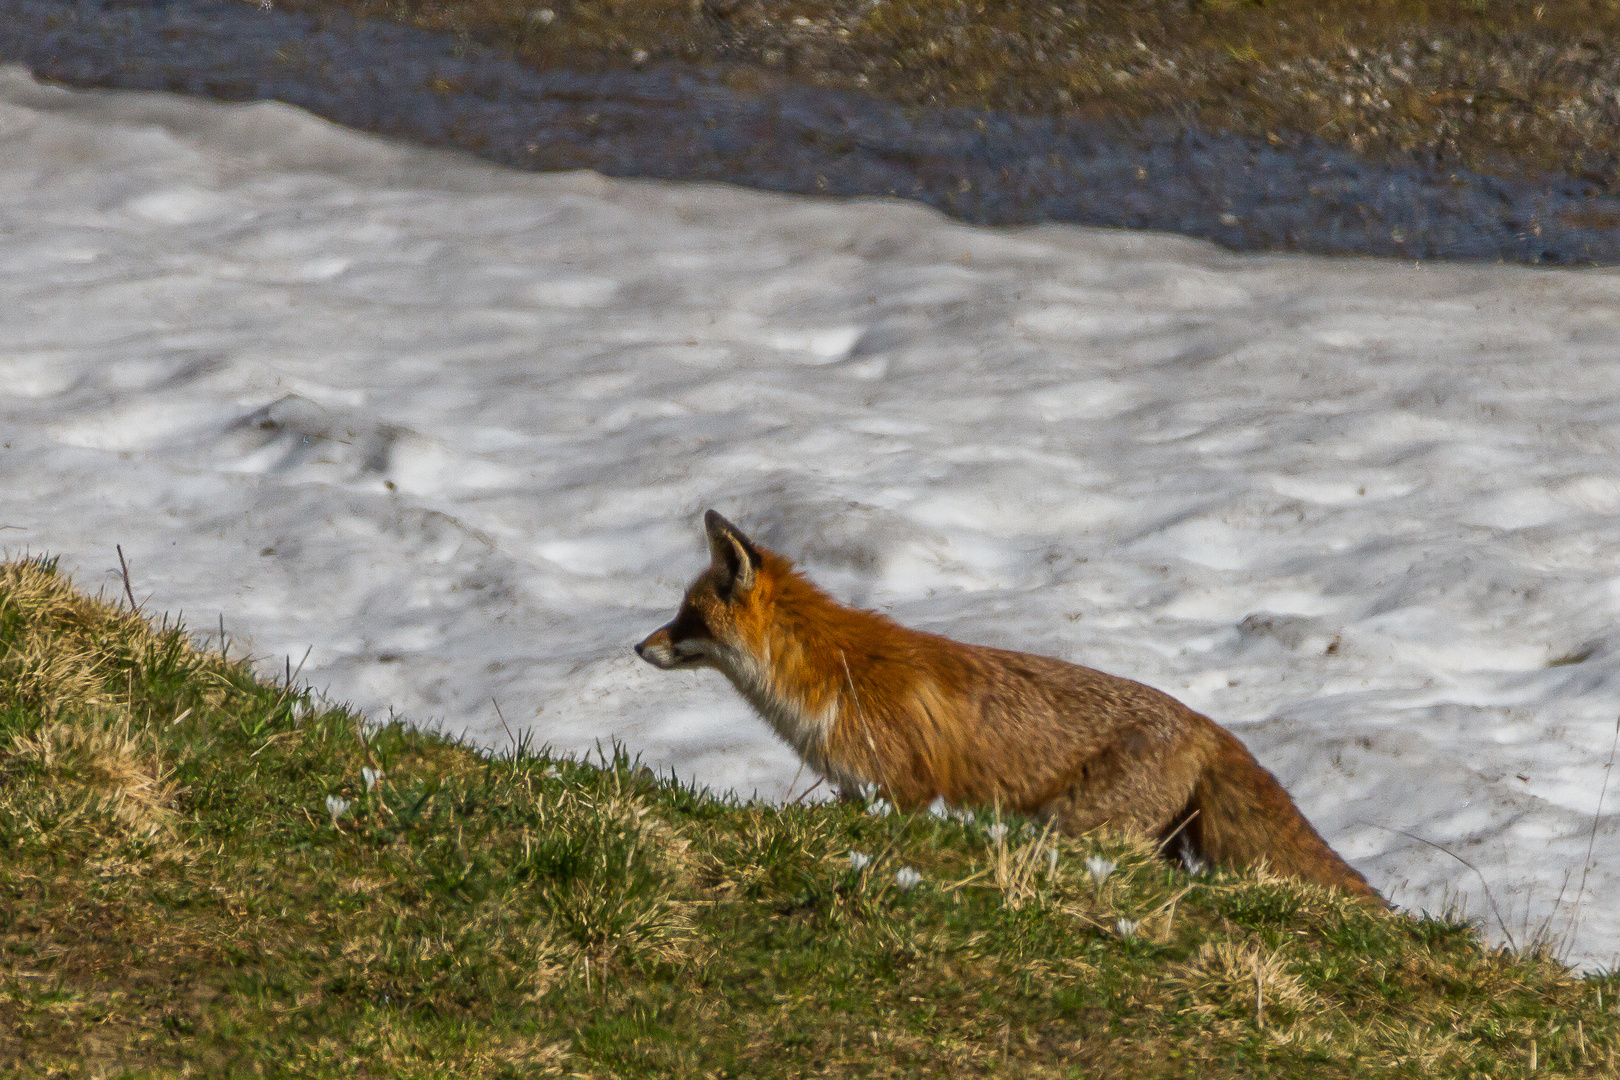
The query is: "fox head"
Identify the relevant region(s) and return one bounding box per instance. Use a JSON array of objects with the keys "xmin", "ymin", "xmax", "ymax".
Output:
[{"xmin": 635, "ymin": 510, "xmax": 768, "ymax": 672}]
